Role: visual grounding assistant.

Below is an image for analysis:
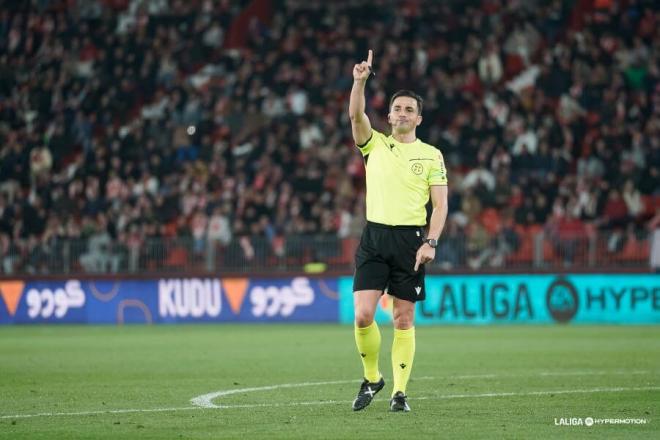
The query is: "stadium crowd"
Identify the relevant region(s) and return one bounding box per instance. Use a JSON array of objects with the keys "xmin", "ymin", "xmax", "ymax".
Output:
[{"xmin": 0, "ymin": 0, "xmax": 659, "ymax": 273}]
